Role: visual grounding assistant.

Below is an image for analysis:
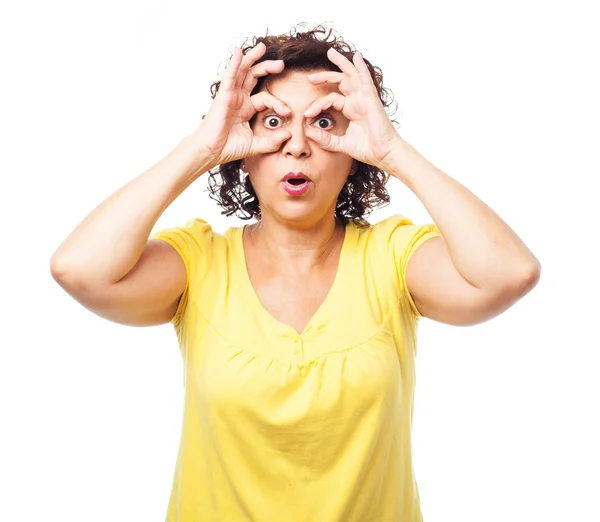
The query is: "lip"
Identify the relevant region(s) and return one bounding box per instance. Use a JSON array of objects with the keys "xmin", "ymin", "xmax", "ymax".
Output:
[
  {"xmin": 281, "ymin": 179, "xmax": 313, "ymax": 196},
  {"xmin": 281, "ymin": 172, "xmax": 312, "ymax": 182},
  {"xmin": 280, "ymin": 172, "xmax": 313, "ymax": 196}
]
